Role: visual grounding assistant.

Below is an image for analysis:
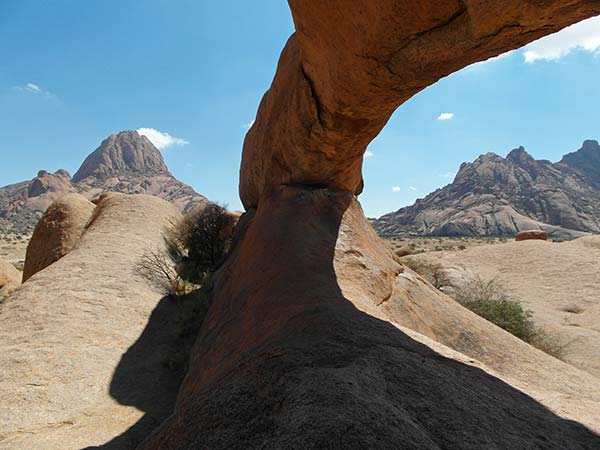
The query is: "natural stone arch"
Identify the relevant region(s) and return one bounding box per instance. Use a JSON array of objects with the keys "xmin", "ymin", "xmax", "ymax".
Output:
[
  {"xmin": 241, "ymin": 1, "xmax": 600, "ymax": 207},
  {"xmin": 139, "ymin": 3, "xmax": 600, "ymax": 449}
]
